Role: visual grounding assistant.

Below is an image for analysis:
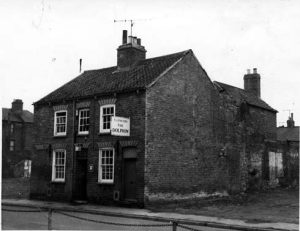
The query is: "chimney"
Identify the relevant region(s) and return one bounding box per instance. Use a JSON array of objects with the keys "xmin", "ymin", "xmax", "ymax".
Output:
[
  {"xmin": 117, "ymin": 30, "xmax": 146, "ymax": 69},
  {"xmin": 122, "ymin": 30, "xmax": 127, "ymax": 45},
  {"xmin": 287, "ymin": 113, "xmax": 295, "ymax": 128},
  {"xmin": 244, "ymin": 68, "xmax": 261, "ymax": 98},
  {"xmin": 11, "ymin": 99, "xmax": 23, "ymax": 114}
]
